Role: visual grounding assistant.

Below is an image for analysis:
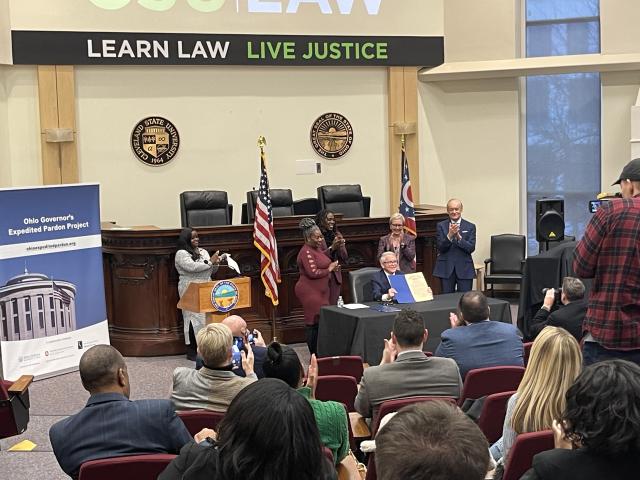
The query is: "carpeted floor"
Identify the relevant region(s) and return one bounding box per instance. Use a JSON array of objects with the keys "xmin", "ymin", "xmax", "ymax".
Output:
[{"xmin": 0, "ymin": 346, "xmax": 311, "ymax": 480}]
